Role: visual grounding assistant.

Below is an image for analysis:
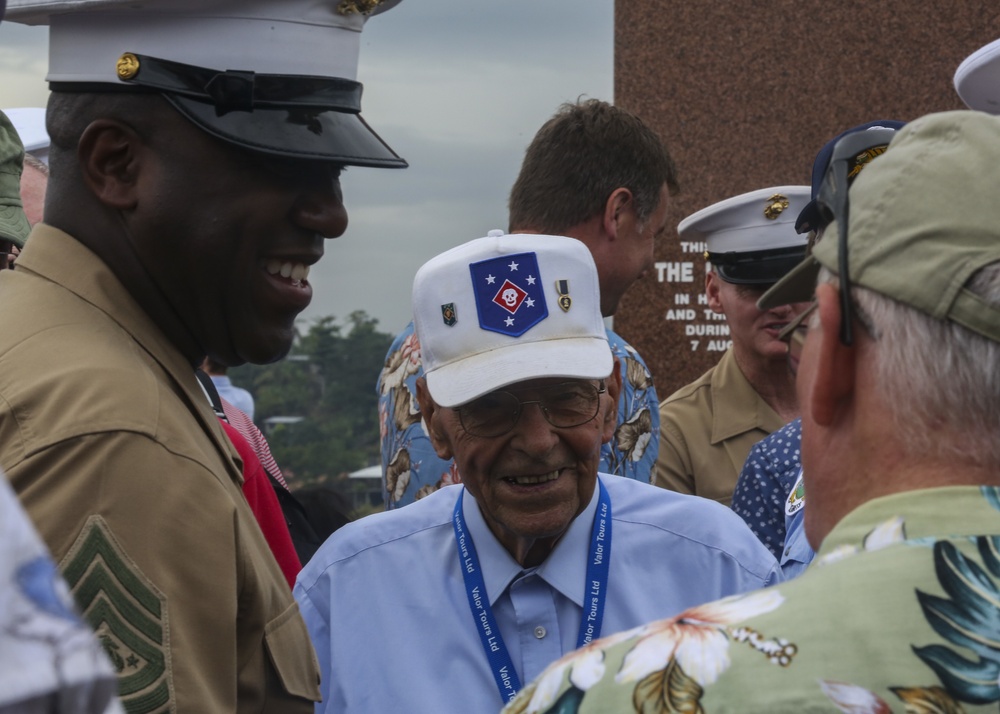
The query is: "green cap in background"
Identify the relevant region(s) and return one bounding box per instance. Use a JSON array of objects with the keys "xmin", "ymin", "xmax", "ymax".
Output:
[
  {"xmin": 763, "ymin": 110, "xmax": 1000, "ymax": 343},
  {"xmin": 0, "ymin": 109, "xmax": 30, "ymax": 248}
]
